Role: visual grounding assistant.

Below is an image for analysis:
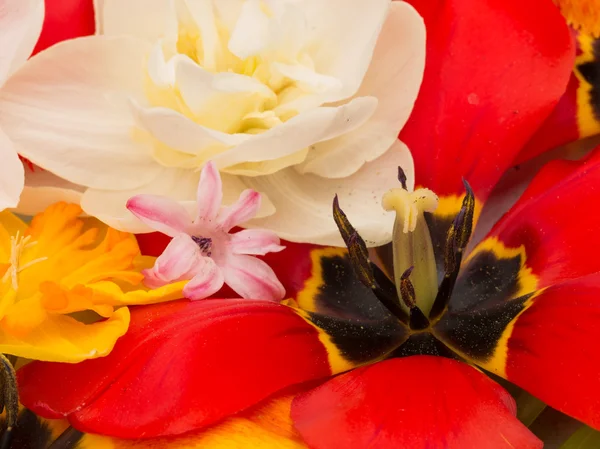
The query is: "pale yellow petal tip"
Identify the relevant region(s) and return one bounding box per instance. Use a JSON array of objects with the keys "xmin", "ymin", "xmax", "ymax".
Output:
[
  {"xmin": 555, "ymin": 0, "xmax": 600, "ymax": 37},
  {"xmin": 382, "ymin": 188, "xmax": 438, "ymax": 233}
]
